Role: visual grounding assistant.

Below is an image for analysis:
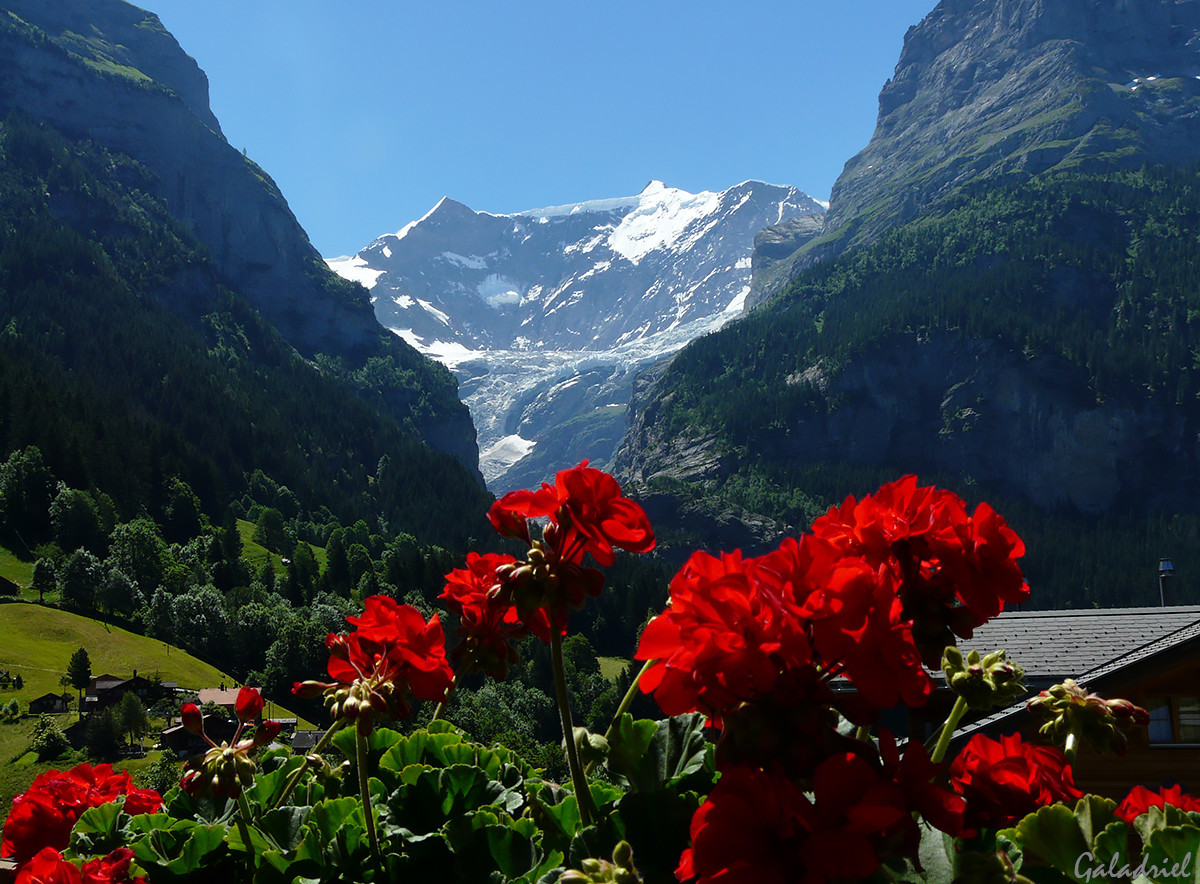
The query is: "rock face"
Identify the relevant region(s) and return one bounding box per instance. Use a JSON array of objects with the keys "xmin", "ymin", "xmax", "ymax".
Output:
[
  {"xmin": 330, "ymin": 180, "xmax": 823, "ymax": 489},
  {"xmin": 0, "ymin": 0, "xmax": 479, "ymax": 471},
  {"xmin": 748, "ymin": 0, "xmax": 1200, "ymax": 308},
  {"xmin": 619, "ymin": 332, "xmax": 1195, "ymax": 517}
]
